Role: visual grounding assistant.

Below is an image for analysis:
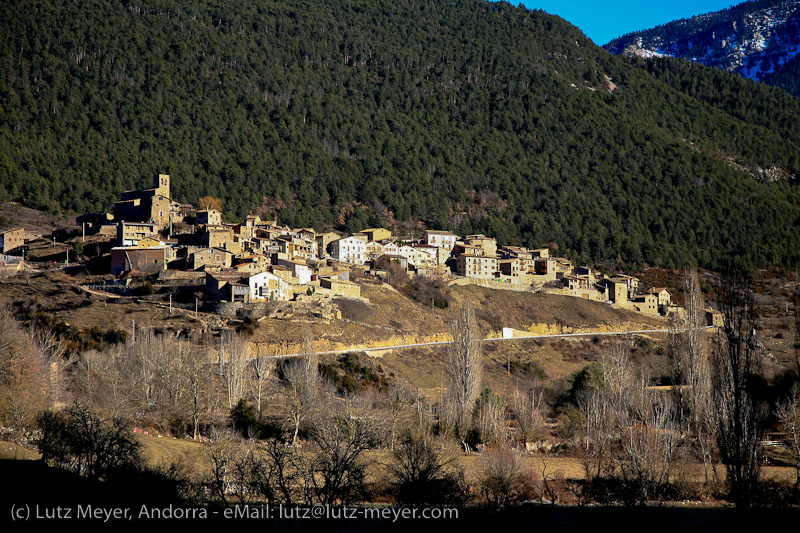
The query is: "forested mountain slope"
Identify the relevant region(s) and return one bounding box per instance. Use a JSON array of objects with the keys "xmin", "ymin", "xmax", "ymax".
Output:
[{"xmin": 2, "ymin": 0, "xmax": 800, "ymax": 269}]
